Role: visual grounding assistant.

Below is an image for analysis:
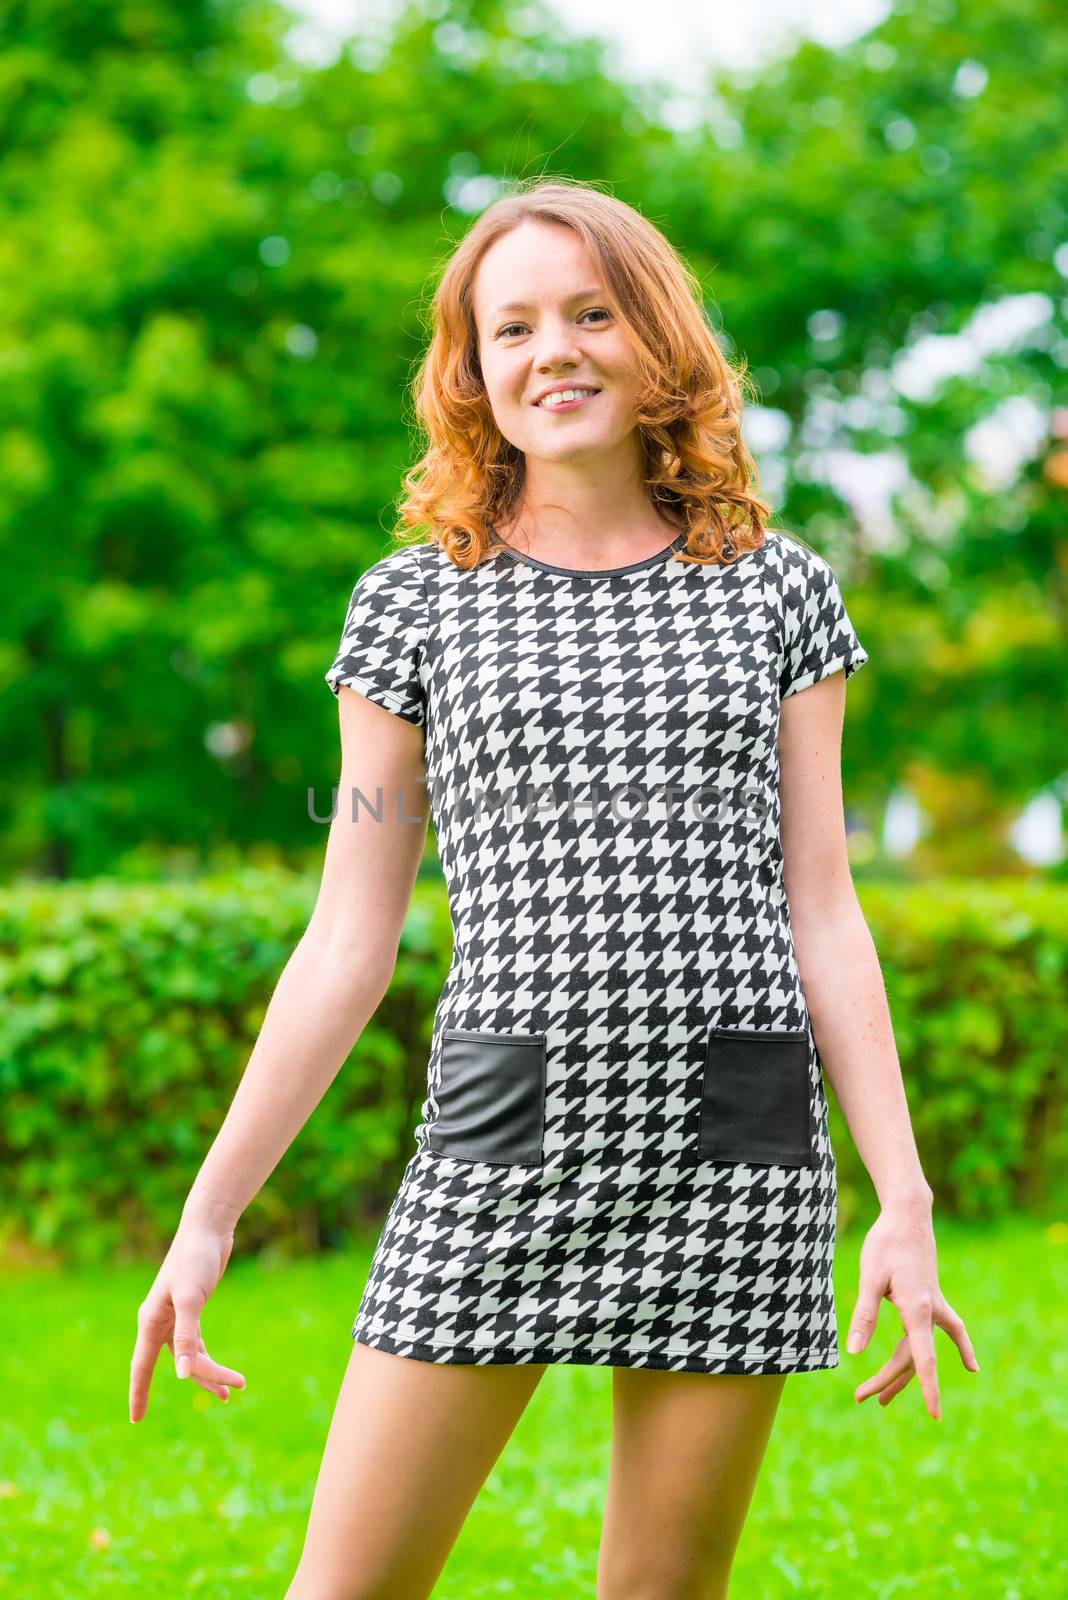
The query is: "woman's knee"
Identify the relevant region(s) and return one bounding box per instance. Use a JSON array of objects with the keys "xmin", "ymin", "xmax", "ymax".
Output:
[
  {"xmin": 284, "ymin": 1562, "xmax": 430, "ymax": 1600},
  {"xmin": 596, "ymin": 1556, "xmax": 732, "ymax": 1600}
]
